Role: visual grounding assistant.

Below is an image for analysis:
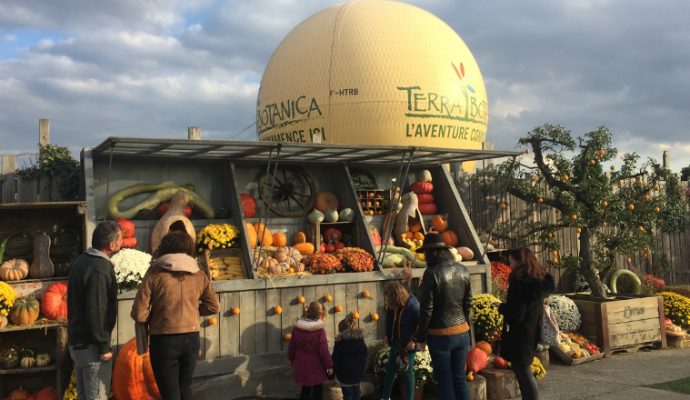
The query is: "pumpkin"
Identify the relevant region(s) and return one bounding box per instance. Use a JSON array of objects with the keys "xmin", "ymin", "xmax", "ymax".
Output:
[
  {"xmin": 117, "ymin": 218, "xmax": 136, "ymax": 238},
  {"xmin": 8, "ymin": 387, "xmax": 29, "ymax": 400},
  {"xmin": 20, "ymin": 356, "xmax": 36, "ymax": 368},
  {"xmin": 272, "ymin": 232, "xmax": 287, "ymax": 247},
  {"xmin": 410, "ymin": 181, "xmax": 433, "ymax": 194},
  {"xmin": 273, "ymin": 247, "xmax": 288, "ymax": 263},
  {"xmin": 416, "ymin": 193, "xmax": 434, "ymax": 204},
  {"xmin": 408, "ymin": 220, "xmax": 423, "ymax": 233},
  {"xmin": 492, "ymin": 356, "xmax": 508, "ymax": 369},
  {"xmin": 430, "ymin": 215, "xmax": 449, "ymax": 233},
  {"xmin": 0, "ymin": 346, "xmax": 20, "ymax": 369},
  {"xmin": 121, "ymin": 236, "xmax": 138, "ymax": 249},
  {"xmin": 418, "ymin": 202, "xmax": 437, "ymax": 215},
  {"xmin": 41, "ymin": 281, "xmax": 68, "ymax": 321},
  {"xmin": 240, "ymin": 193, "xmax": 257, "ymax": 218},
  {"xmin": 457, "ymin": 247, "xmax": 474, "ymax": 261},
  {"xmin": 34, "ymin": 387, "xmax": 57, "ymax": 400},
  {"xmin": 315, "ymin": 192, "xmax": 339, "ymax": 212},
  {"xmin": 339, "ymin": 208, "xmax": 354, "ymax": 222},
  {"xmin": 253, "ymin": 223, "xmax": 273, "ymax": 246},
  {"xmin": 29, "ymin": 232, "xmax": 54, "ymax": 279},
  {"xmin": 112, "ymin": 338, "xmax": 160, "ymax": 400},
  {"xmin": 34, "ymin": 353, "xmax": 51, "ymax": 368},
  {"xmin": 293, "ymin": 242, "xmax": 315, "ymax": 255},
  {"xmin": 9, "ymin": 296, "xmax": 40, "ymax": 326},
  {"xmin": 292, "ymin": 231, "xmax": 307, "ymax": 244},
  {"xmin": 323, "ymin": 209, "xmax": 339, "ymax": 223},
  {"xmin": 260, "ymin": 256, "xmax": 279, "ymax": 272},
  {"xmin": 441, "ymin": 230, "xmax": 459, "ymax": 247},
  {"xmin": 245, "ymin": 222, "xmax": 258, "ymax": 248},
  {"xmin": 466, "ymin": 347, "xmax": 488, "ymax": 373},
  {"xmin": 476, "ymin": 341, "xmax": 492, "ymax": 355},
  {"xmin": 0, "ymin": 258, "xmax": 29, "ymax": 281},
  {"xmin": 308, "ymin": 209, "xmax": 325, "ymax": 224}
]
